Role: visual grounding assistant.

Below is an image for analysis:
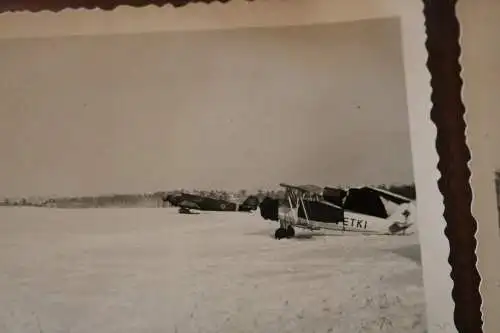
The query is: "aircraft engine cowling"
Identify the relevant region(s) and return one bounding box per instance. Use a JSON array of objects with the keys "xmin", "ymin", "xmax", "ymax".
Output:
[
  {"xmin": 164, "ymin": 194, "xmax": 181, "ymax": 207},
  {"xmin": 259, "ymin": 197, "xmax": 279, "ymax": 221}
]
